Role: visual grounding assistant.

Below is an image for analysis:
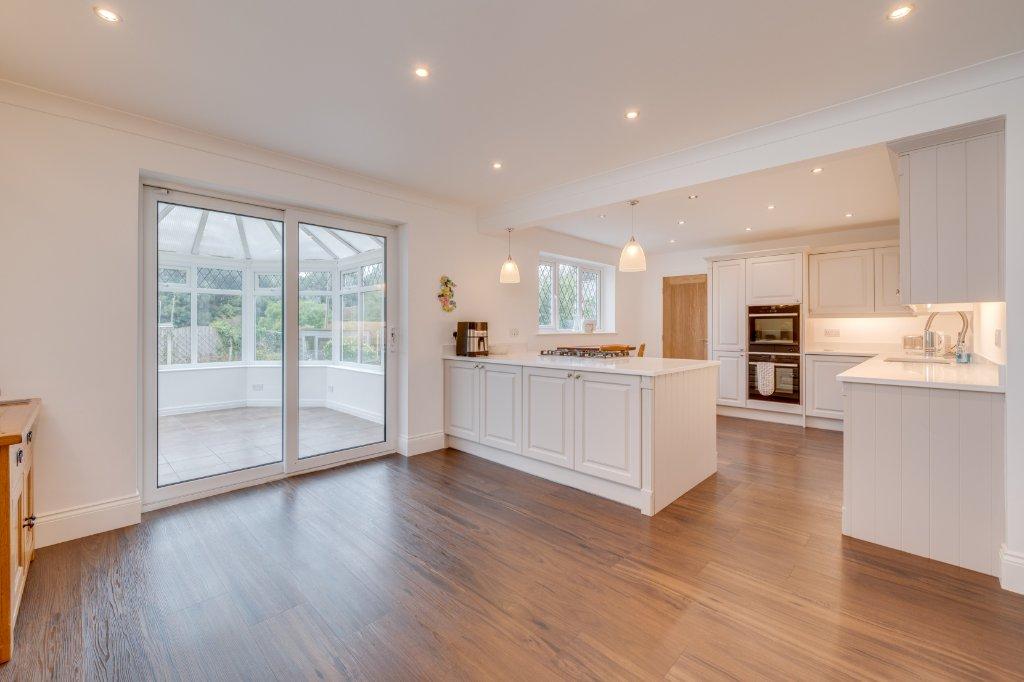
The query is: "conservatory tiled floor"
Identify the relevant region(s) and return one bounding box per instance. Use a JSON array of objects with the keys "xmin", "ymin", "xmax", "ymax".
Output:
[{"xmin": 157, "ymin": 406, "xmax": 384, "ymax": 485}]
